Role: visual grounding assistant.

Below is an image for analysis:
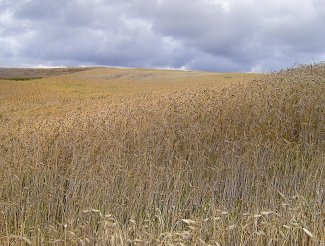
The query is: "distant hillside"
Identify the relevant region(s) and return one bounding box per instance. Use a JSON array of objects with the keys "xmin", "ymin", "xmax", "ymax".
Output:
[{"xmin": 0, "ymin": 67, "xmax": 95, "ymax": 80}]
